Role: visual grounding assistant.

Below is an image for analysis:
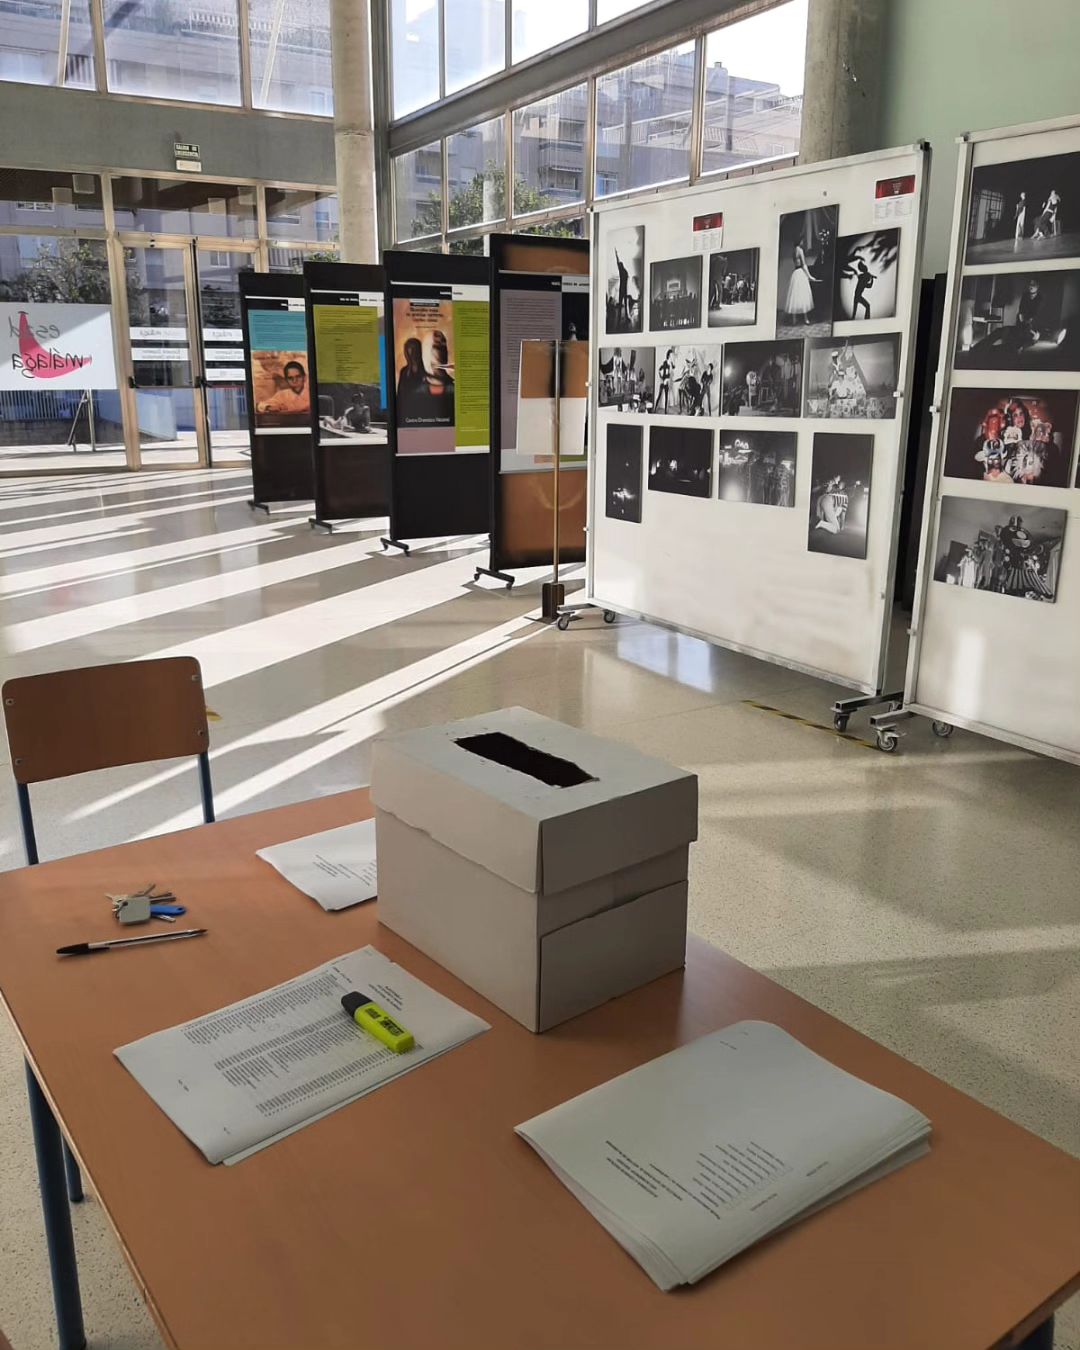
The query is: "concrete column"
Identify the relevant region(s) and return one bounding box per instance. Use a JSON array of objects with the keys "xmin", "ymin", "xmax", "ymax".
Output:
[
  {"xmin": 330, "ymin": 0, "xmax": 377, "ymax": 261},
  {"xmin": 799, "ymin": 0, "xmax": 888, "ymax": 164}
]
